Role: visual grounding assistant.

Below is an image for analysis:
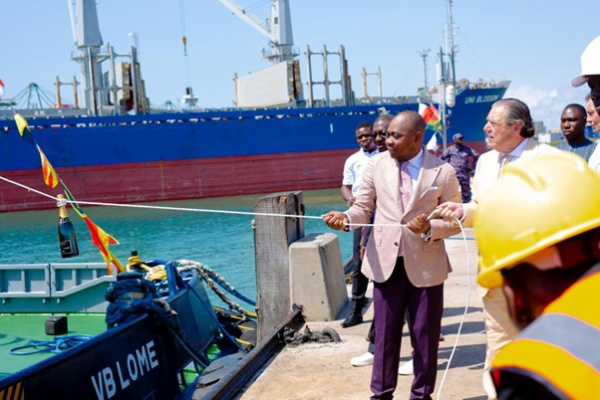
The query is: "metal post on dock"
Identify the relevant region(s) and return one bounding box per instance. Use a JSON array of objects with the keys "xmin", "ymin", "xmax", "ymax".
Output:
[{"xmin": 254, "ymin": 191, "xmax": 305, "ymax": 342}]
